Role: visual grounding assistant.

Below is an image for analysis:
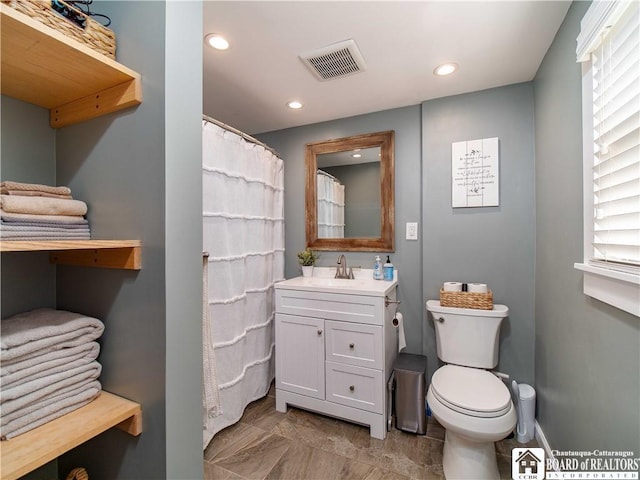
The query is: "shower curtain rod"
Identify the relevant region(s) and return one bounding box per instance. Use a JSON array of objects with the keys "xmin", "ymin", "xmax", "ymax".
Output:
[
  {"xmin": 202, "ymin": 114, "xmax": 279, "ymax": 157},
  {"xmin": 317, "ymin": 168, "xmax": 342, "ymax": 184}
]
